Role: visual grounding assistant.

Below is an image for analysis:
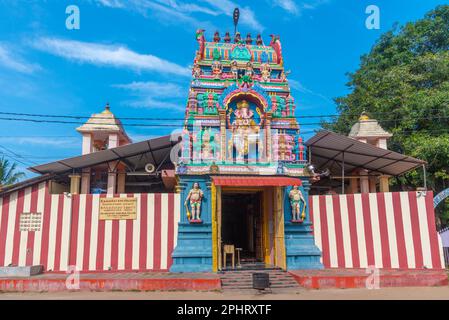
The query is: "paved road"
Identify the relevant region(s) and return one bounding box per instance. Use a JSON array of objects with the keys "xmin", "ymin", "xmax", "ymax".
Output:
[{"xmin": 1, "ymin": 287, "xmax": 449, "ymax": 300}]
